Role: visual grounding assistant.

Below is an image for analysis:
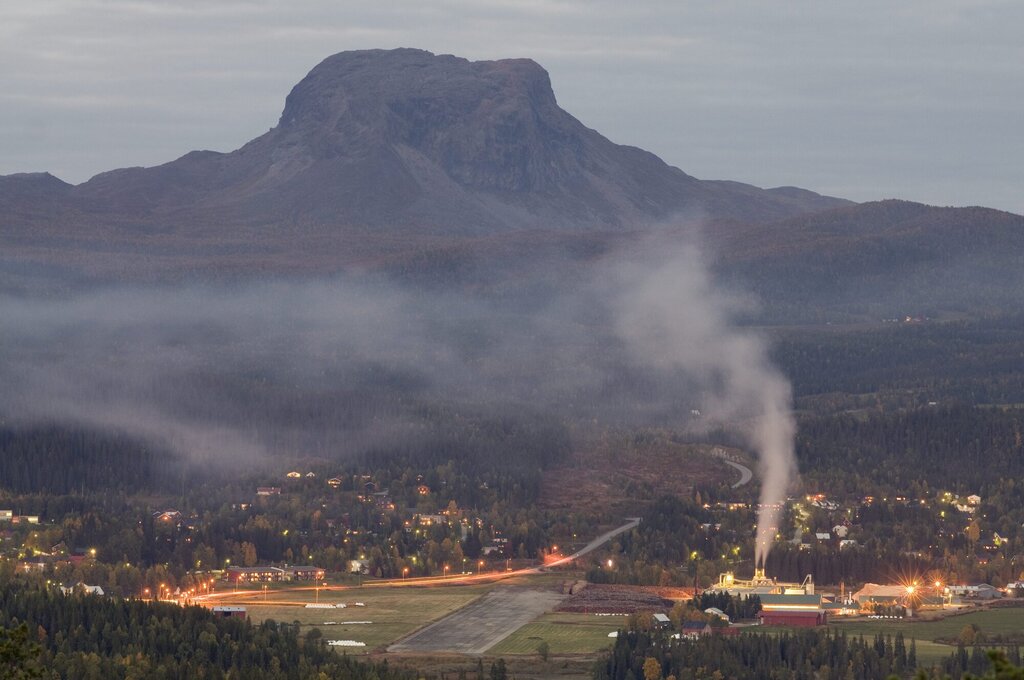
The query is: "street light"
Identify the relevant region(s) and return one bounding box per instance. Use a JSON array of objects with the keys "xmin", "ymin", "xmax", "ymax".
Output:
[
  {"xmin": 403, "ymin": 567, "xmax": 409, "ymax": 580},
  {"xmin": 443, "ymin": 564, "xmax": 449, "ymax": 578}
]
